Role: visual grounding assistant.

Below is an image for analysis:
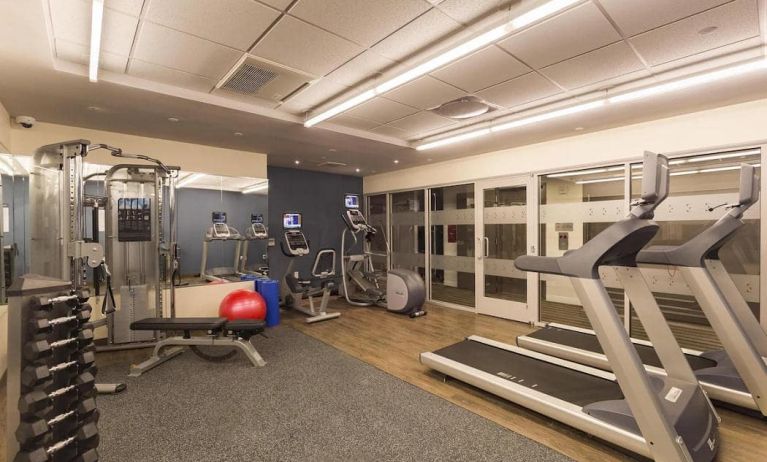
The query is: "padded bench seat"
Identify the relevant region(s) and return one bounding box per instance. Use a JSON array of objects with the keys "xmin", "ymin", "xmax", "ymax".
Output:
[
  {"xmin": 225, "ymin": 319, "xmax": 265, "ymax": 332},
  {"xmin": 131, "ymin": 317, "xmax": 227, "ymax": 331}
]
